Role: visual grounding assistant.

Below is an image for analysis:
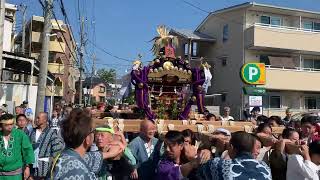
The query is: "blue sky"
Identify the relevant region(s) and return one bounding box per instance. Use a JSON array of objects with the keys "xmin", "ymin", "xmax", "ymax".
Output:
[{"xmin": 9, "ymin": 0, "xmax": 320, "ymax": 76}]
